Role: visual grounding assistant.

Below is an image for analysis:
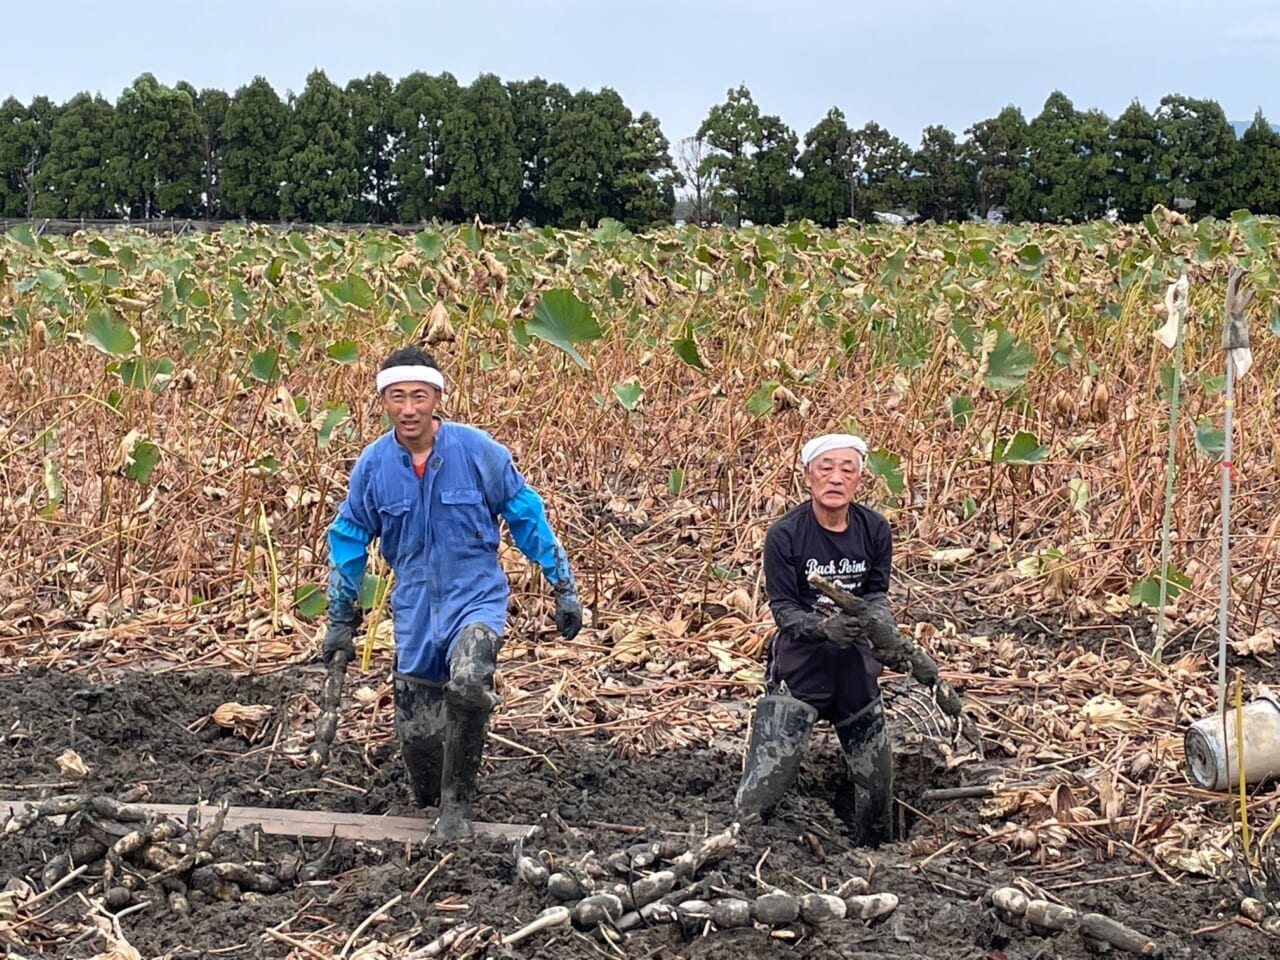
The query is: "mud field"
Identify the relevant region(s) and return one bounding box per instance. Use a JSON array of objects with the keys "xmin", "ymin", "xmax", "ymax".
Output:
[{"xmin": 0, "ymin": 646, "xmax": 1269, "ymax": 960}]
